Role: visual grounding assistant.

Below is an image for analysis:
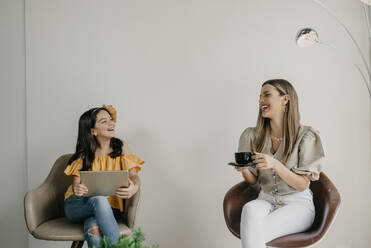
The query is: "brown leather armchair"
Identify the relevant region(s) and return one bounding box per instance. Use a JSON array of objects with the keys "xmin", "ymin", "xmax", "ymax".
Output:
[
  {"xmin": 223, "ymin": 172, "xmax": 340, "ymax": 247},
  {"xmin": 24, "ymin": 154, "xmax": 141, "ymax": 248}
]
